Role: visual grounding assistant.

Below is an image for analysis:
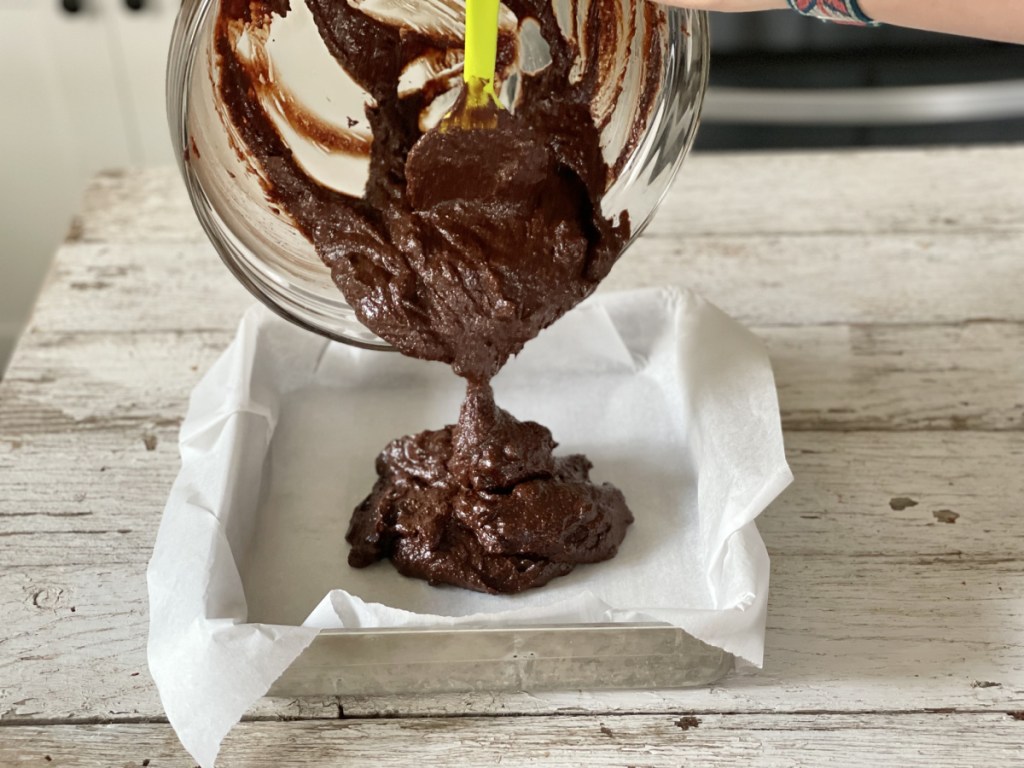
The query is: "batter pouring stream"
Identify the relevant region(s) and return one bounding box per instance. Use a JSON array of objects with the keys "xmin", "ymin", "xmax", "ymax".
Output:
[{"xmin": 215, "ymin": 0, "xmax": 644, "ymax": 592}]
